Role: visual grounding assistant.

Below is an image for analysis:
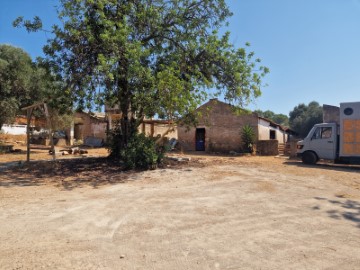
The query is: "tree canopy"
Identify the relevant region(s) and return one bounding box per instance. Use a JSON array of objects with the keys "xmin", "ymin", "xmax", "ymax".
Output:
[
  {"xmin": 289, "ymin": 101, "xmax": 323, "ymax": 138},
  {"xmin": 15, "ymin": 0, "xmax": 268, "ymax": 161},
  {"xmin": 0, "ymin": 45, "xmax": 36, "ymax": 129},
  {"xmin": 0, "ymin": 44, "xmax": 72, "ymax": 130}
]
